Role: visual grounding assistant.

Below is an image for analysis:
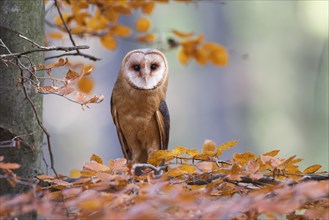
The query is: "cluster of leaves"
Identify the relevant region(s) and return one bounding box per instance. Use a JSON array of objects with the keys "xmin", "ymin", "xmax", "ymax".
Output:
[
  {"xmin": 1, "ymin": 141, "xmax": 328, "ymax": 219},
  {"xmin": 47, "ymin": 0, "xmax": 228, "ymax": 66},
  {"xmin": 37, "ymin": 58, "xmax": 103, "ymax": 108}
]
